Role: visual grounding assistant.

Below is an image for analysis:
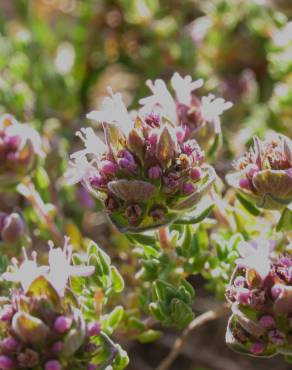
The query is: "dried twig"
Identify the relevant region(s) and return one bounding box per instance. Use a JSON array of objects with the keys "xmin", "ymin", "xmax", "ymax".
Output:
[{"xmin": 156, "ymin": 304, "xmax": 230, "ymax": 370}]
